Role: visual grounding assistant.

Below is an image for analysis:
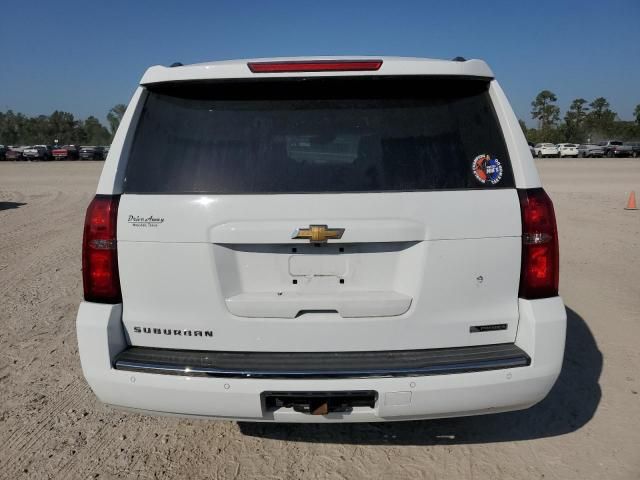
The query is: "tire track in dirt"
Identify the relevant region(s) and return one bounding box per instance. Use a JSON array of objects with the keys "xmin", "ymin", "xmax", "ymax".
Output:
[
  {"xmin": 53, "ymin": 415, "xmax": 166, "ymax": 480},
  {"xmin": 0, "ymin": 198, "xmax": 84, "ymax": 291},
  {"xmin": 0, "ymin": 380, "xmax": 86, "ymax": 453},
  {"xmin": 0, "ymin": 163, "xmax": 100, "ymax": 479},
  {"xmin": 0, "ymin": 381, "xmax": 95, "ymax": 478}
]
